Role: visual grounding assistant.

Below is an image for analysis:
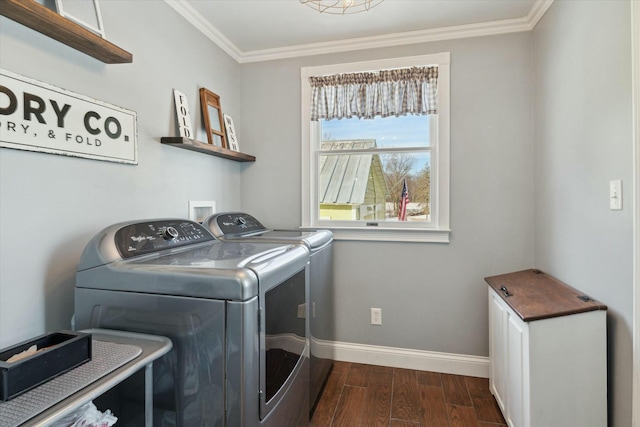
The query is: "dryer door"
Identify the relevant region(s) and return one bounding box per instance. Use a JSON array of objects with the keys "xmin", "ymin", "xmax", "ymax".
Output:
[
  {"xmin": 259, "ymin": 268, "xmax": 309, "ymax": 424},
  {"xmin": 75, "ymin": 288, "xmax": 225, "ymax": 427}
]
